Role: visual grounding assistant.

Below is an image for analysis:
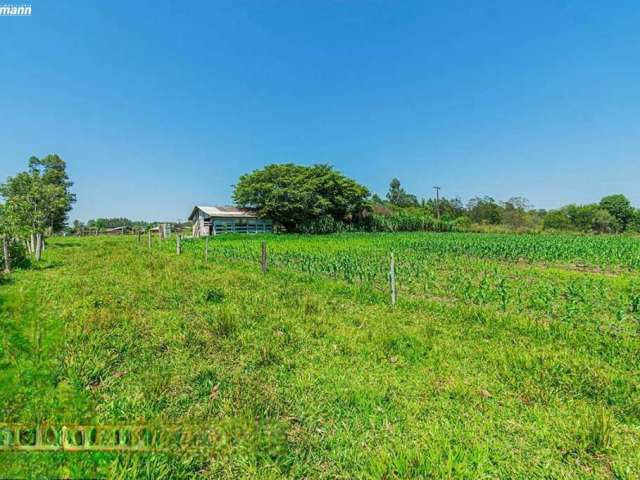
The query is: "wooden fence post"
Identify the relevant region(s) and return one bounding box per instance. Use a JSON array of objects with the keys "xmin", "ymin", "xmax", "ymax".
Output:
[
  {"xmin": 205, "ymin": 236, "xmax": 209, "ymax": 261},
  {"xmin": 2, "ymin": 235, "xmax": 10, "ymax": 274},
  {"xmin": 176, "ymin": 234, "xmax": 181, "ymax": 255},
  {"xmin": 261, "ymin": 240, "xmax": 268, "ymax": 273},
  {"xmin": 137, "ymin": 230, "xmax": 141, "ymax": 243},
  {"xmin": 389, "ymin": 252, "xmax": 397, "ymax": 306},
  {"xmin": 148, "ymin": 229, "xmax": 152, "ymax": 249}
]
